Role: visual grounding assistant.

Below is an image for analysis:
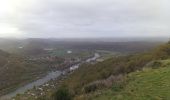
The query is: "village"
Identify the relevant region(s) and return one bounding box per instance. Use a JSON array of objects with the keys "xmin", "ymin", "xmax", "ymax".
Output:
[{"xmin": 12, "ymin": 53, "xmax": 101, "ymax": 100}]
